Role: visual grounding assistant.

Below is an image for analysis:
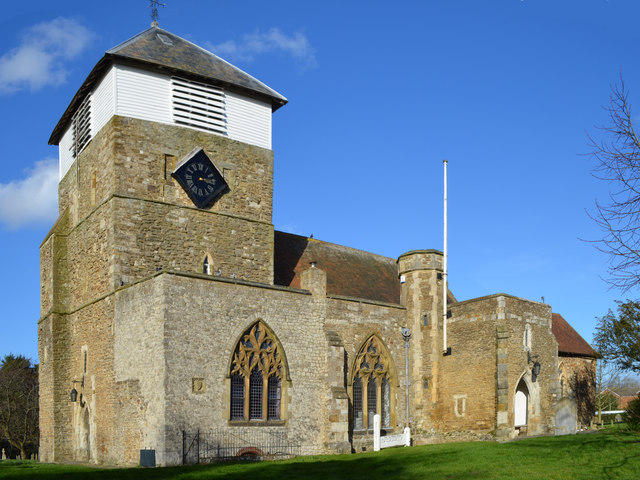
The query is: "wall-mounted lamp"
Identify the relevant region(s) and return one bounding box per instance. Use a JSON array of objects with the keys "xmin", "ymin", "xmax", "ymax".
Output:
[
  {"xmin": 528, "ymin": 351, "xmax": 541, "ymax": 382},
  {"xmin": 70, "ymin": 380, "xmax": 81, "ymax": 402},
  {"xmin": 532, "ymin": 361, "xmax": 541, "ymax": 378}
]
